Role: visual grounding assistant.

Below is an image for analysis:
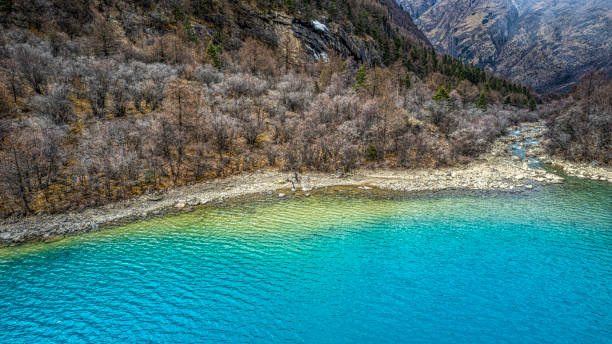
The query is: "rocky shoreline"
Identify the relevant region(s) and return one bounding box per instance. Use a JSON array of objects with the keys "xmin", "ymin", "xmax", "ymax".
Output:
[{"xmin": 1, "ymin": 122, "xmax": 609, "ymax": 247}]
